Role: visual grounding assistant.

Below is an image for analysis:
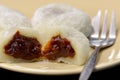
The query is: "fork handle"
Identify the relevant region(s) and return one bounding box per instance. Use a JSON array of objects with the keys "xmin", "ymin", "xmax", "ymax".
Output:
[{"xmin": 79, "ymin": 46, "xmax": 101, "ymax": 80}]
